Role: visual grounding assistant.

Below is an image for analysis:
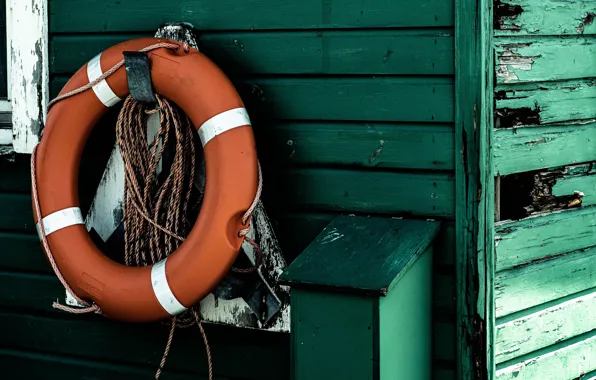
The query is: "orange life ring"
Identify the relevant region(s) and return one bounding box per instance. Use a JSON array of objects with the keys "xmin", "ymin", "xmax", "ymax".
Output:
[{"xmin": 32, "ymin": 38, "xmax": 258, "ymax": 322}]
